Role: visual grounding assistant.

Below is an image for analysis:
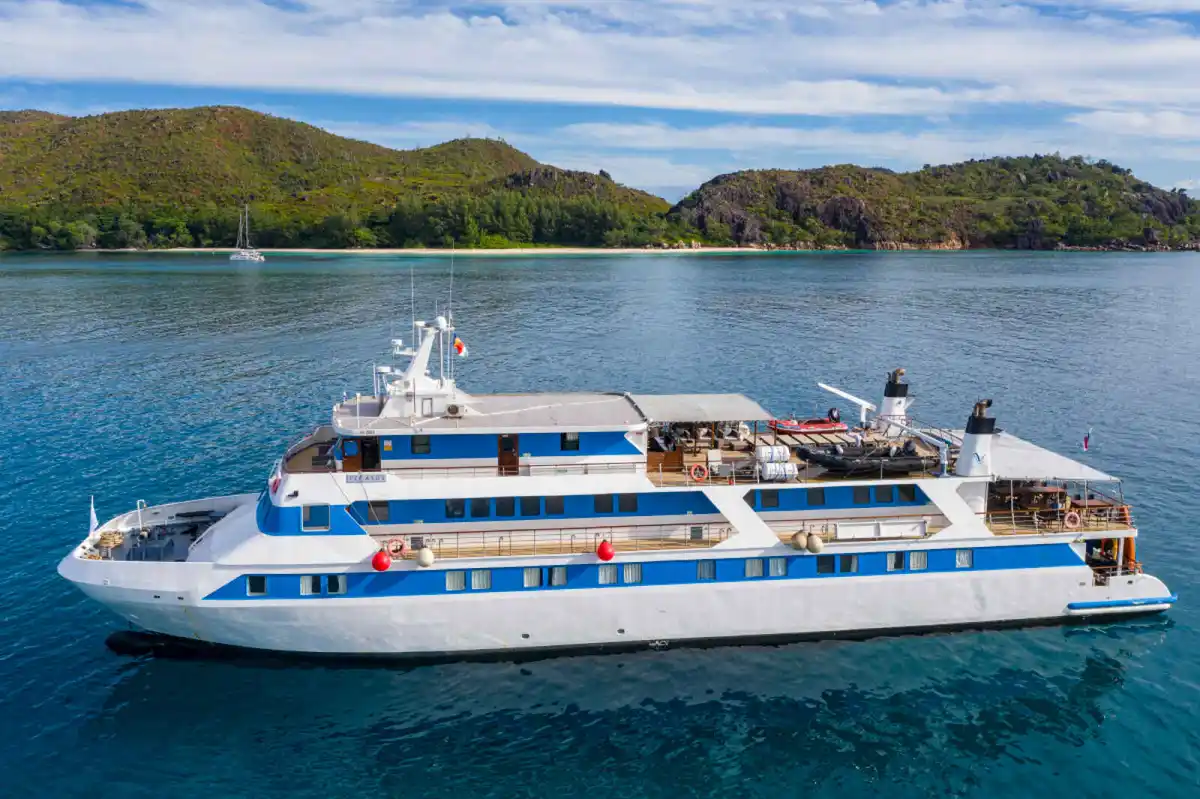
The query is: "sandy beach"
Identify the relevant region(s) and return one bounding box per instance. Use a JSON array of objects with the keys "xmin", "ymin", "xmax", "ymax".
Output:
[{"xmin": 135, "ymin": 246, "xmax": 768, "ymax": 256}]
